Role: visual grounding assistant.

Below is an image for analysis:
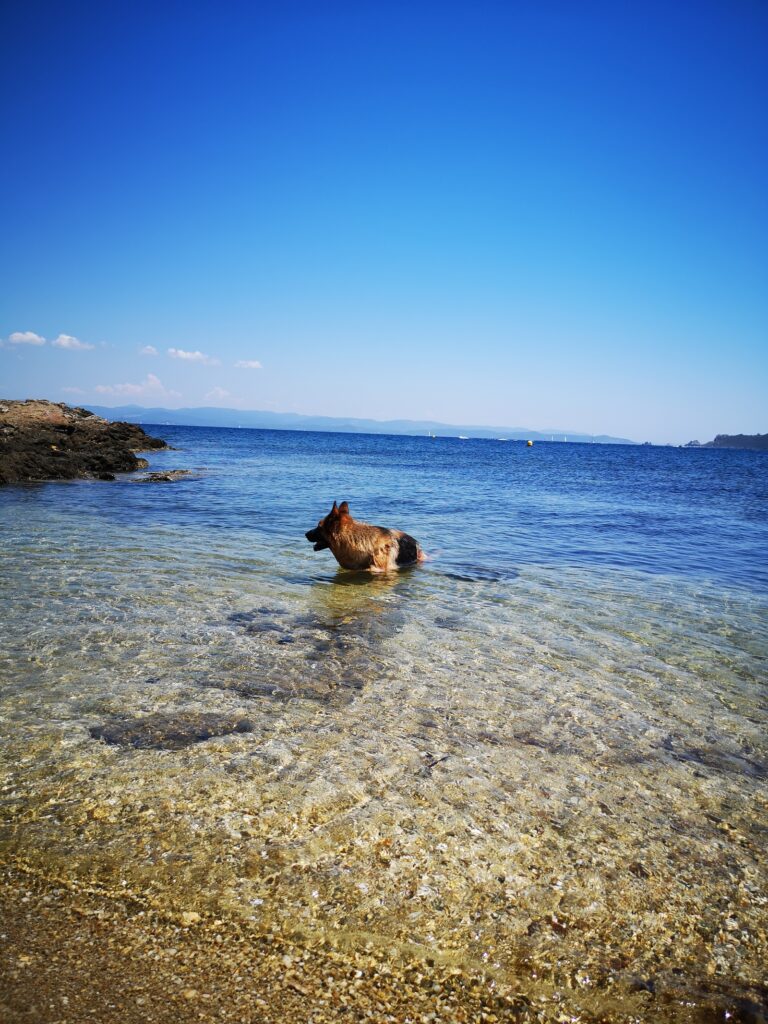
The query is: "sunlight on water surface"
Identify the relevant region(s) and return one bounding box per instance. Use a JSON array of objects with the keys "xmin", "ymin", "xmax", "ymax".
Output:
[{"xmin": 1, "ymin": 428, "xmax": 766, "ymax": 1020}]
